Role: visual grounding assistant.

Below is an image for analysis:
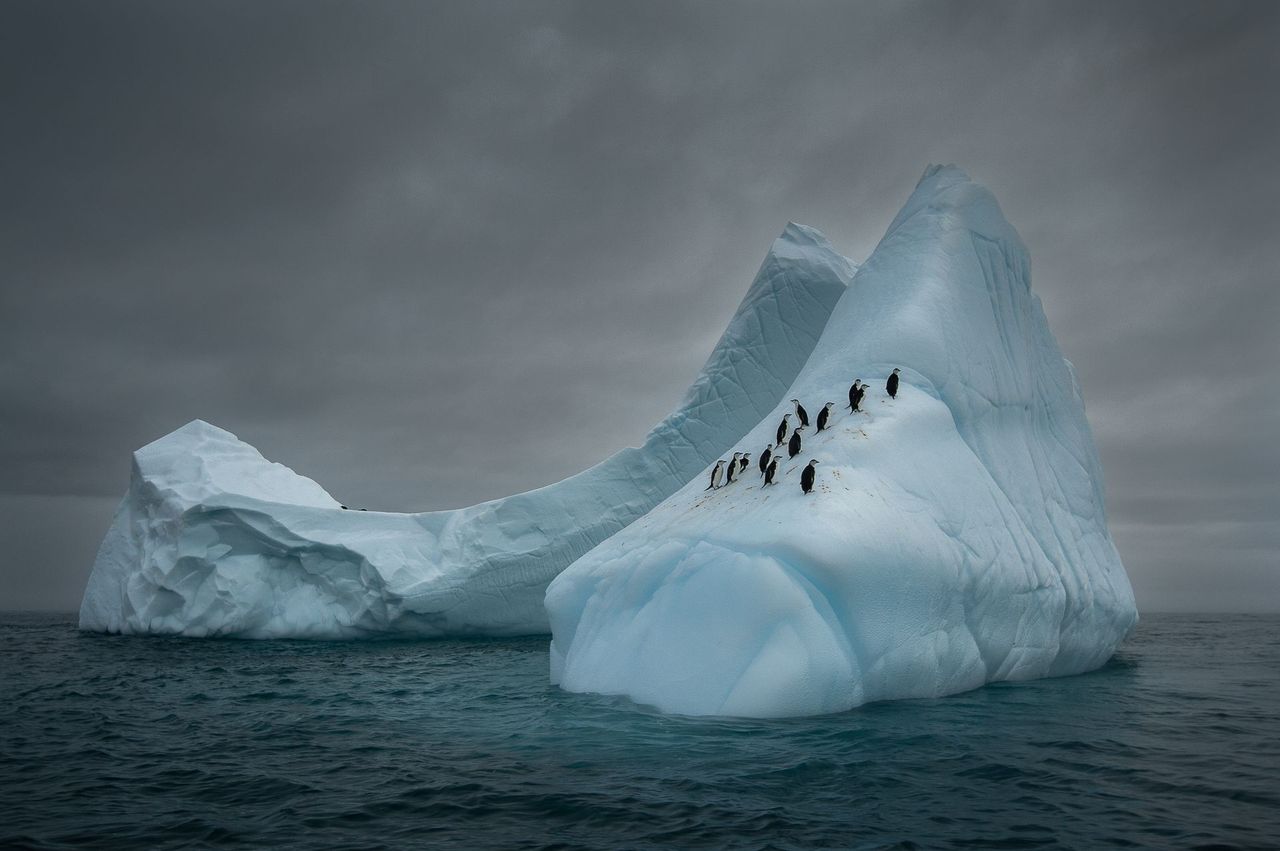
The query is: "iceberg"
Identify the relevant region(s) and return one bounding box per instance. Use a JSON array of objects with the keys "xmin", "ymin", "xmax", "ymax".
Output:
[
  {"xmin": 79, "ymin": 225, "xmax": 853, "ymax": 638},
  {"xmin": 545, "ymin": 166, "xmax": 1138, "ymax": 717}
]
